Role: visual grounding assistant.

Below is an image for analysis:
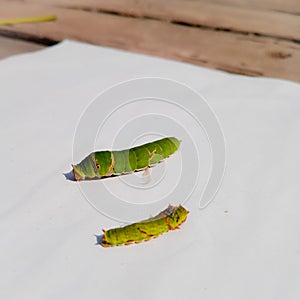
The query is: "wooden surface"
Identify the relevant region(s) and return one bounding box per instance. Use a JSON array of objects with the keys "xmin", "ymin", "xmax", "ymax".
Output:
[
  {"xmin": 0, "ymin": 35, "xmax": 45, "ymax": 59},
  {"xmin": 0, "ymin": 0, "xmax": 300, "ymax": 82}
]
